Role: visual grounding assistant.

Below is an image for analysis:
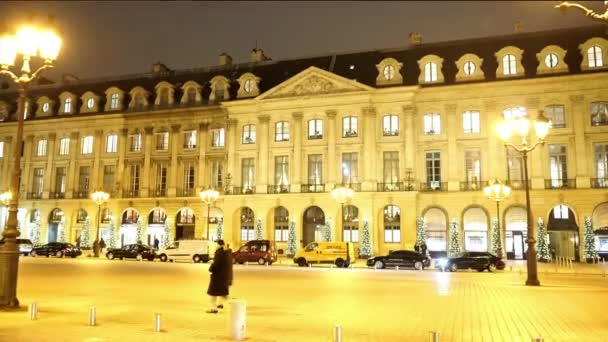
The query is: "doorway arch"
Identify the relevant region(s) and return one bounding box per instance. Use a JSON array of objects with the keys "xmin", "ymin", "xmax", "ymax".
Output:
[
  {"xmin": 175, "ymin": 208, "xmax": 195, "ymax": 240},
  {"xmin": 547, "ymin": 204, "xmax": 579, "ymax": 261},
  {"xmin": 303, "ymin": 206, "xmax": 325, "ymax": 247},
  {"xmin": 423, "ymin": 207, "xmax": 448, "ymax": 256},
  {"xmin": 463, "ymin": 206, "xmax": 489, "ymax": 252},
  {"xmin": 238, "ymin": 207, "xmax": 255, "ymax": 241},
  {"xmin": 120, "ymin": 208, "xmax": 140, "ymax": 247},
  {"xmin": 504, "ymin": 206, "xmax": 527, "ymax": 260}
]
